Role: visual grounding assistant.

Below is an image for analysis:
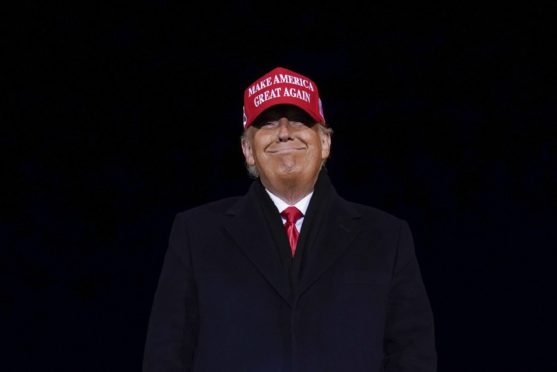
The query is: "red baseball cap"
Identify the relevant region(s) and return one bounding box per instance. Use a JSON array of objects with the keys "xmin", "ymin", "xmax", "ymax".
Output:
[{"xmin": 242, "ymin": 67, "xmax": 326, "ymax": 128}]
